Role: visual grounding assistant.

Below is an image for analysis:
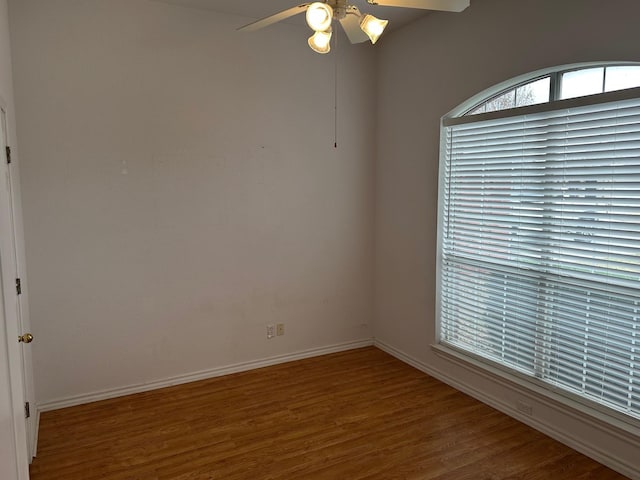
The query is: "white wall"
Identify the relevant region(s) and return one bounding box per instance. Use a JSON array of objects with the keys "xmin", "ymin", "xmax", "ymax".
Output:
[
  {"xmin": 375, "ymin": 0, "xmax": 640, "ymax": 477},
  {"xmin": 9, "ymin": 0, "xmax": 375, "ymax": 405},
  {"xmin": 11, "ymin": 0, "xmax": 639, "ymax": 475}
]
